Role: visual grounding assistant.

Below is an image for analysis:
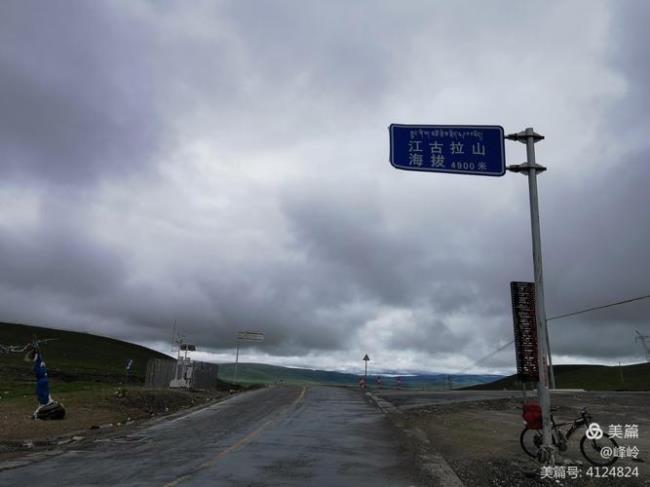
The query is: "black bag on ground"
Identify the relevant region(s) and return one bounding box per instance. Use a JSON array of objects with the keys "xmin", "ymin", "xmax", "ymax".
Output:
[{"xmin": 34, "ymin": 401, "xmax": 66, "ymax": 420}]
